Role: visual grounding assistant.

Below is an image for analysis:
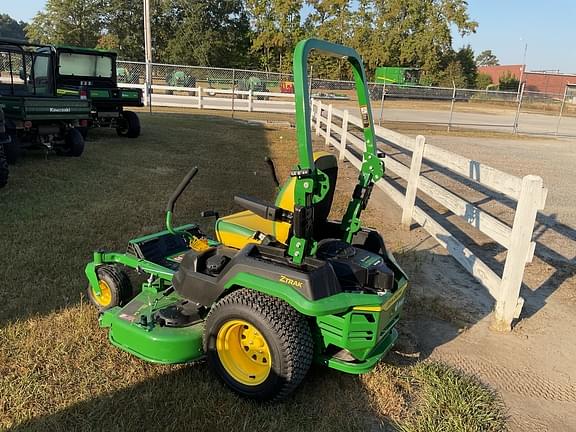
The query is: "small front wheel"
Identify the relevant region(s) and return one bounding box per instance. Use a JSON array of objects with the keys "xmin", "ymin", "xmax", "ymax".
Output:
[
  {"xmin": 203, "ymin": 289, "xmax": 313, "ymax": 401},
  {"xmin": 87, "ymin": 265, "xmax": 133, "ymax": 311}
]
